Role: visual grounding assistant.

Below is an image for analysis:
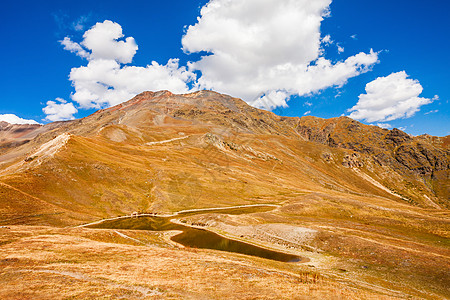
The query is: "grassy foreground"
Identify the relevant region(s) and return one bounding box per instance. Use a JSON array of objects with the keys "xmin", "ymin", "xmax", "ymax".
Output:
[{"xmin": 1, "ymin": 225, "xmax": 406, "ymax": 299}]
